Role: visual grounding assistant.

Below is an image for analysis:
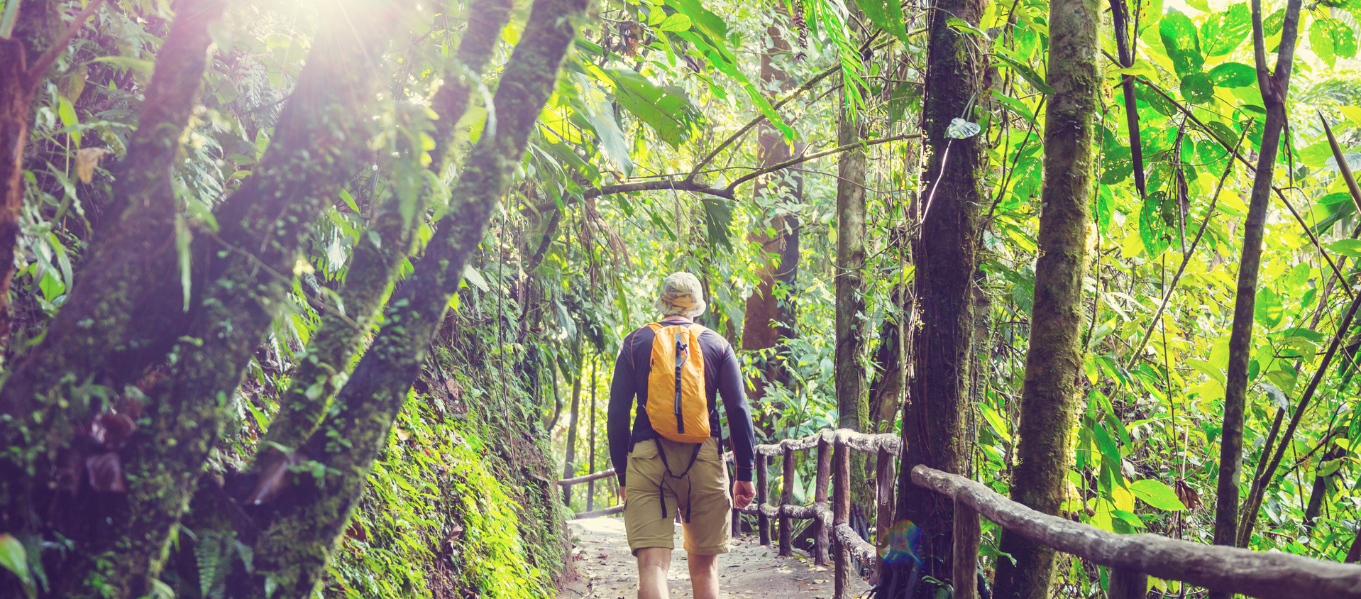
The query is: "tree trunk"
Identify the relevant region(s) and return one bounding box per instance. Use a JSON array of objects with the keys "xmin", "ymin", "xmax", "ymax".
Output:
[
  {"xmin": 0, "ymin": 1, "xmax": 224, "ymax": 594},
  {"xmin": 237, "ymin": 0, "xmax": 584, "ymax": 591},
  {"xmin": 563, "ymin": 344, "xmax": 585, "ymax": 506},
  {"xmin": 883, "ymin": 0, "xmax": 989, "ymax": 591},
  {"xmin": 741, "ymin": 8, "xmax": 802, "ymax": 422},
  {"xmin": 258, "ymin": 0, "xmax": 512, "ymax": 453},
  {"xmin": 1211, "ymin": 0, "xmax": 1303, "ymax": 586},
  {"xmin": 93, "ymin": 1, "xmax": 406, "ymax": 593},
  {"xmin": 990, "ymin": 0, "xmax": 1099, "ymax": 592},
  {"xmin": 834, "ymin": 41, "xmax": 873, "ymax": 515}
]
